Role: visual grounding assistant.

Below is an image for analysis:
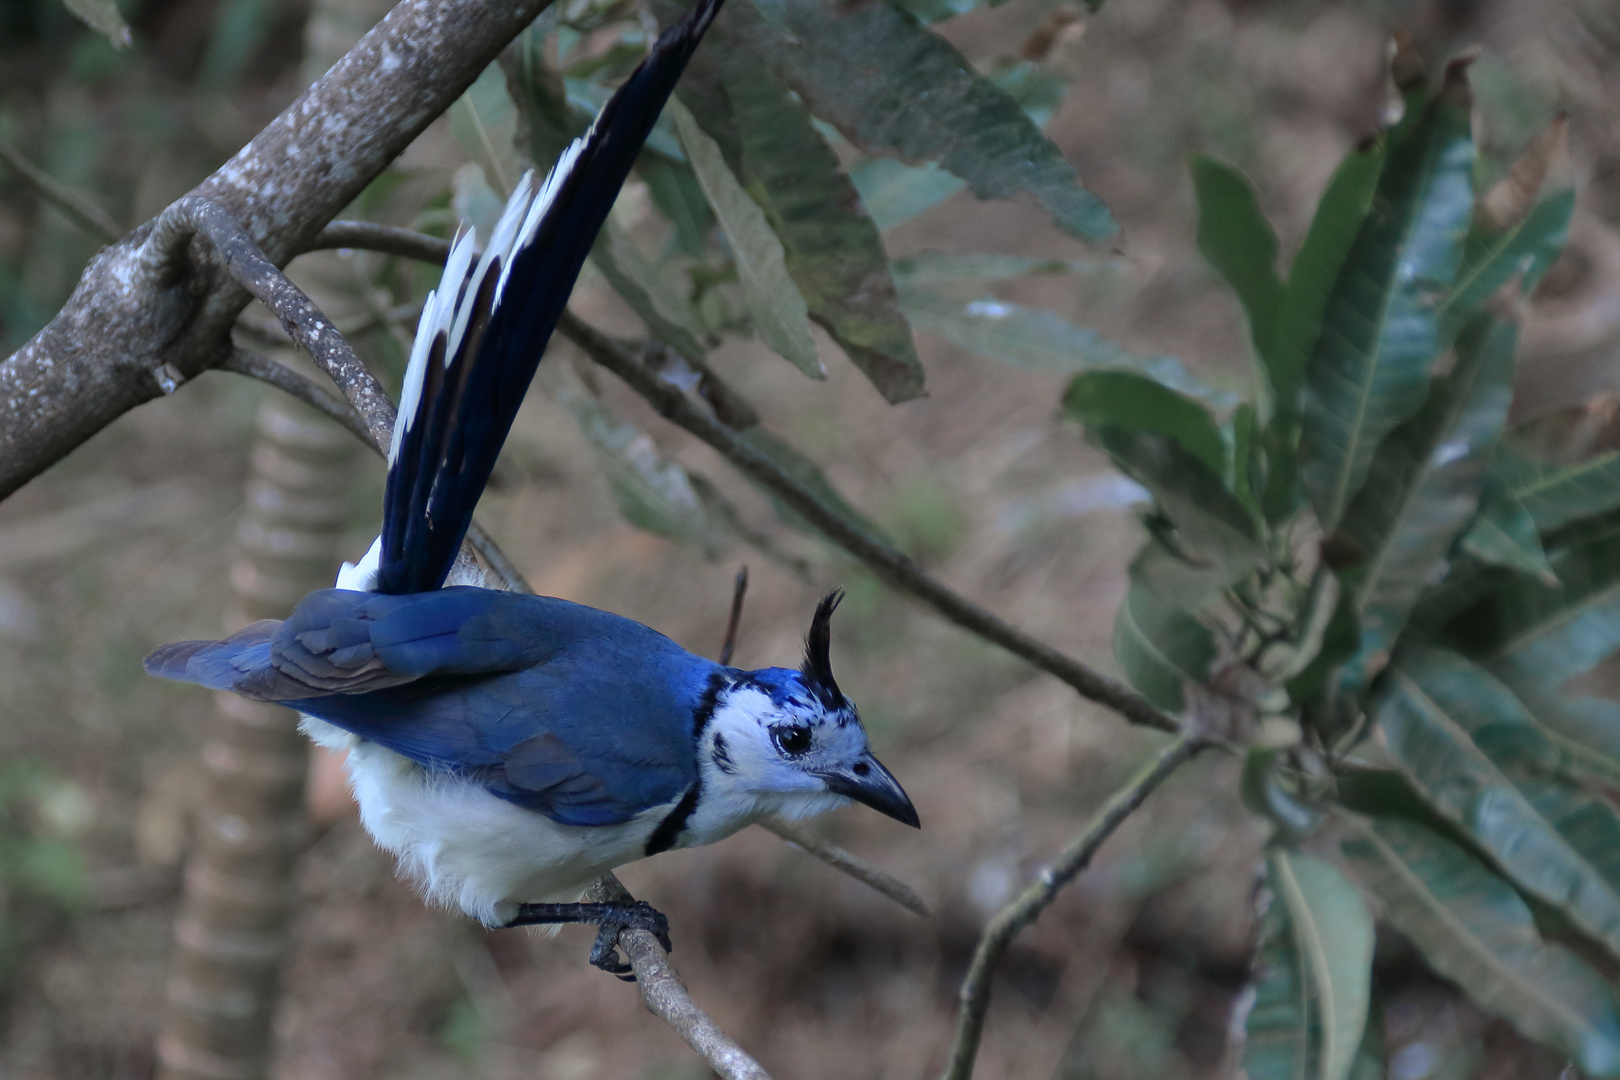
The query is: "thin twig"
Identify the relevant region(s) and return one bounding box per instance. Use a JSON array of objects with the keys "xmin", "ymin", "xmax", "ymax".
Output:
[
  {"xmin": 583, "ymin": 874, "xmax": 775, "ymax": 1080},
  {"xmin": 310, "ymin": 220, "xmax": 453, "ymax": 264},
  {"xmin": 137, "ymin": 196, "xmax": 400, "ymax": 452},
  {"xmin": 559, "ymin": 314, "xmax": 1180, "ymax": 734},
  {"xmin": 0, "ymin": 136, "xmax": 122, "ymax": 241},
  {"xmin": 941, "ymin": 733, "xmax": 1205, "ymax": 1080},
  {"xmin": 756, "ymin": 817, "xmax": 930, "ymax": 918},
  {"xmin": 719, "ymin": 565, "xmax": 749, "ymax": 666}
]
